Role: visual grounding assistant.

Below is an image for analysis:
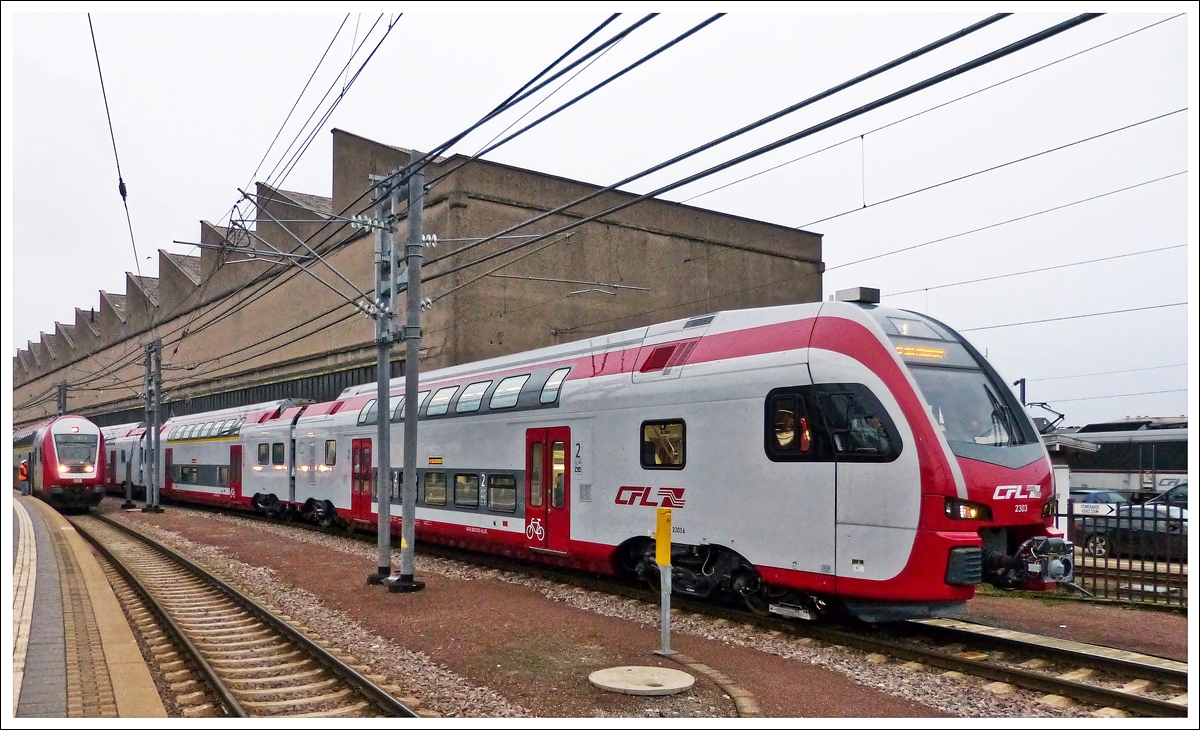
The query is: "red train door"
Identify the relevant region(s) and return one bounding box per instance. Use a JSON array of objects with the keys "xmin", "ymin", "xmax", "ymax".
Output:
[
  {"xmin": 525, "ymin": 427, "xmax": 571, "ymax": 554},
  {"xmin": 351, "ymin": 438, "xmax": 373, "ymax": 523},
  {"xmin": 230, "ymin": 445, "xmax": 242, "ymax": 498}
]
